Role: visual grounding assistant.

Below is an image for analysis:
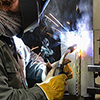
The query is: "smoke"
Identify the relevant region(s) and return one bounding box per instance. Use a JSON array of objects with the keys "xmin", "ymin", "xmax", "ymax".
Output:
[
  {"xmin": 77, "ymin": 0, "xmax": 93, "ymax": 31},
  {"xmin": 61, "ymin": 0, "xmax": 93, "ymax": 56},
  {"xmin": 40, "ymin": 0, "xmax": 93, "ymax": 57}
]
